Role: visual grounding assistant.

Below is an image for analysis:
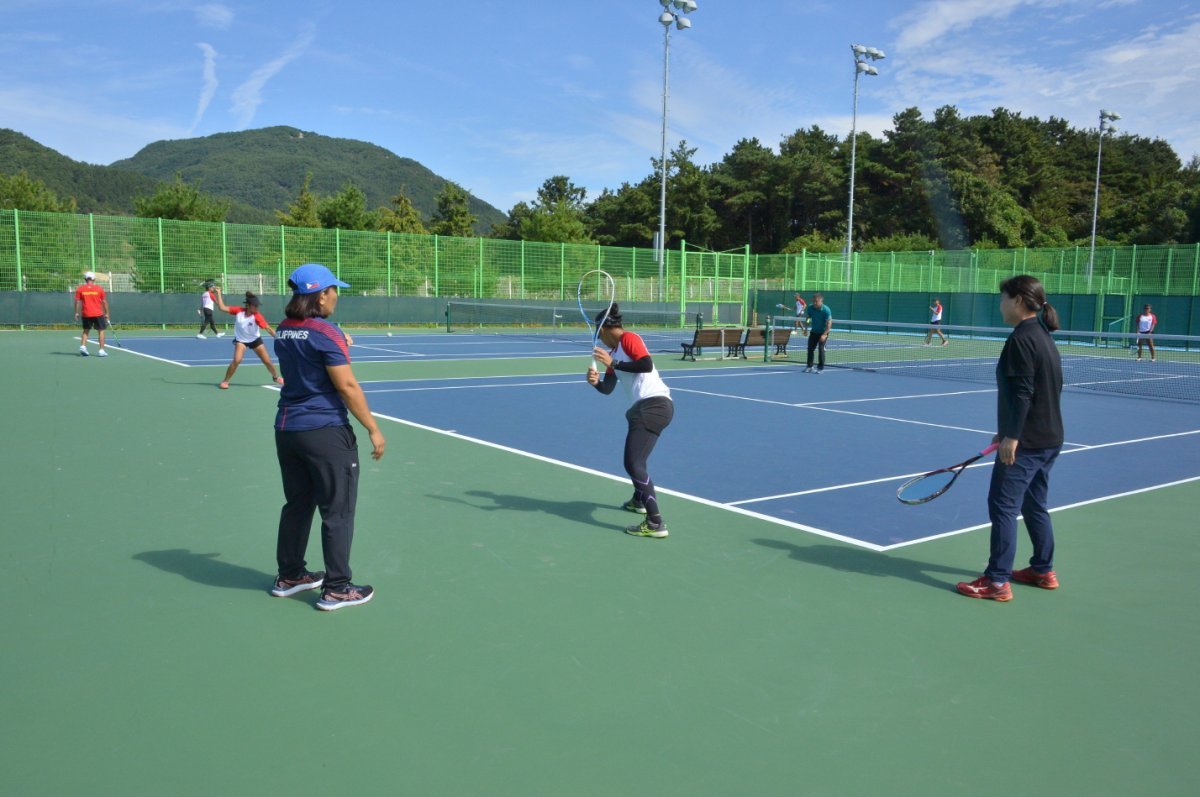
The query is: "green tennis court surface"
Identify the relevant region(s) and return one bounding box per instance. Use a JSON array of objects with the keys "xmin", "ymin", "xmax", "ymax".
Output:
[{"xmin": 2, "ymin": 331, "xmax": 1196, "ymax": 796}]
